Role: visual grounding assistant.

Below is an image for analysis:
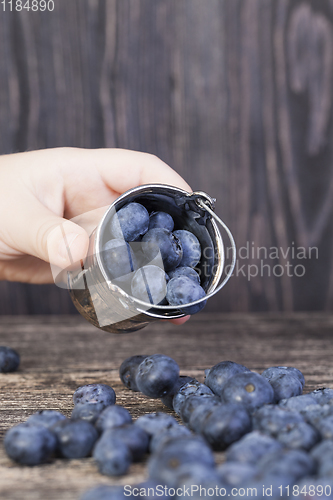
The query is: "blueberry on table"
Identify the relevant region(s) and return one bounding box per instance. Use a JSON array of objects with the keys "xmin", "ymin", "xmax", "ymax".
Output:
[
  {"xmin": 142, "ymin": 228, "xmax": 183, "ymax": 271},
  {"xmin": 200, "ymin": 403, "xmax": 251, "ymax": 450},
  {"xmin": 252, "ymin": 404, "xmax": 304, "ymax": 436},
  {"xmin": 173, "ymin": 380, "xmax": 214, "ymax": 416},
  {"xmin": 257, "ymin": 448, "xmax": 316, "ymax": 481},
  {"xmin": 102, "ymin": 239, "xmax": 137, "ymax": 282},
  {"xmin": 93, "ymin": 434, "xmax": 132, "ymax": 476},
  {"xmin": 310, "ymin": 440, "xmax": 333, "ymax": 477},
  {"xmin": 148, "ymin": 436, "xmax": 215, "ymax": 487},
  {"xmin": 166, "ymin": 276, "xmax": 207, "ymax": 315},
  {"xmin": 173, "ymin": 230, "xmax": 201, "ymax": 268},
  {"xmin": 95, "ymin": 405, "xmax": 132, "ymax": 433},
  {"xmin": 51, "ymin": 420, "xmax": 98, "ymax": 458},
  {"xmin": 279, "ymin": 393, "xmax": 318, "ymax": 412},
  {"xmin": 149, "ymin": 424, "xmax": 191, "ymax": 453},
  {"xmin": 221, "ymin": 372, "xmax": 275, "ymax": 411},
  {"xmin": 73, "ymin": 383, "xmax": 116, "ymax": 406},
  {"xmin": 26, "ymin": 410, "xmax": 67, "ymax": 429},
  {"xmin": 0, "ymin": 346, "xmax": 20, "ymax": 373},
  {"xmin": 161, "ymin": 375, "xmax": 198, "ymax": 410},
  {"xmin": 261, "ymin": 366, "xmax": 305, "ymax": 388},
  {"xmin": 149, "ymin": 211, "xmax": 174, "ymax": 232},
  {"xmin": 101, "ymin": 424, "xmax": 149, "ymax": 461},
  {"xmin": 204, "ymin": 361, "xmax": 251, "ymax": 396},
  {"xmin": 119, "ymin": 355, "xmax": 148, "ymax": 392},
  {"xmin": 180, "ymin": 394, "xmax": 220, "ymax": 424},
  {"xmin": 131, "ymin": 265, "xmax": 168, "ymax": 305},
  {"xmin": 70, "ymin": 402, "xmax": 106, "ymax": 425},
  {"xmin": 135, "ymin": 354, "xmax": 179, "ymax": 398},
  {"xmin": 4, "ymin": 424, "xmax": 57, "ymax": 466},
  {"xmin": 134, "ymin": 412, "xmax": 179, "ymax": 437},
  {"xmin": 110, "ymin": 202, "xmax": 149, "ymax": 242},
  {"xmin": 226, "ymin": 430, "xmax": 282, "ymax": 464},
  {"xmin": 188, "ymin": 397, "xmax": 222, "ymax": 433},
  {"xmin": 217, "ymin": 461, "xmax": 258, "ymax": 486},
  {"xmin": 310, "ymin": 387, "xmax": 333, "ymax": 405},
  {"xmin": 267, "ymin": 373, "xmax": 303, "ymax": 402},
  {"xmin": 276, "ymin": 421, "xmax": 320, "ymax": 451},
  {"xmin": 174, "ymin": 462, "xmax": 222, "ymax": 490},
  {"xmin": 168, "ymin": 266, "xmax": 201, "ymax": 284}
]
